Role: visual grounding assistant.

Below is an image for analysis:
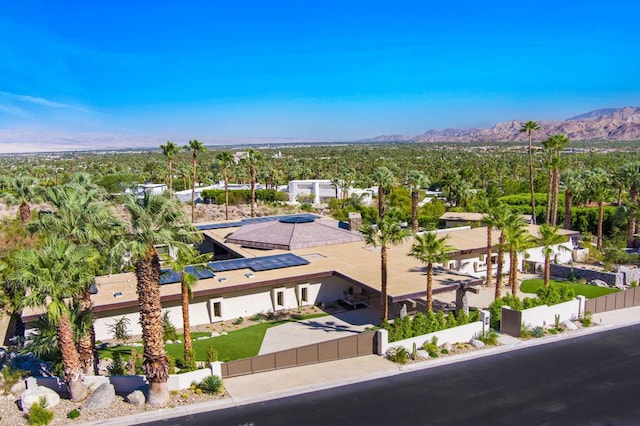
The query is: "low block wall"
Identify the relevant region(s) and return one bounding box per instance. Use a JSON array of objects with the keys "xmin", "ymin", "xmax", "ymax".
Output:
[
  {"xmin": 378, "ymin": 321, "xmax": 485, "ymax": 355},
  {"xmin": 34, "ymin": 362, "xmax": 223, "ymax": 395},
  {"xmin": 549, "ymin": 264, "xmax": 622, "ymax": 286},
  {"xmin": 520, "ymin": 297, "xmax": 586, "ymax": 328}
]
